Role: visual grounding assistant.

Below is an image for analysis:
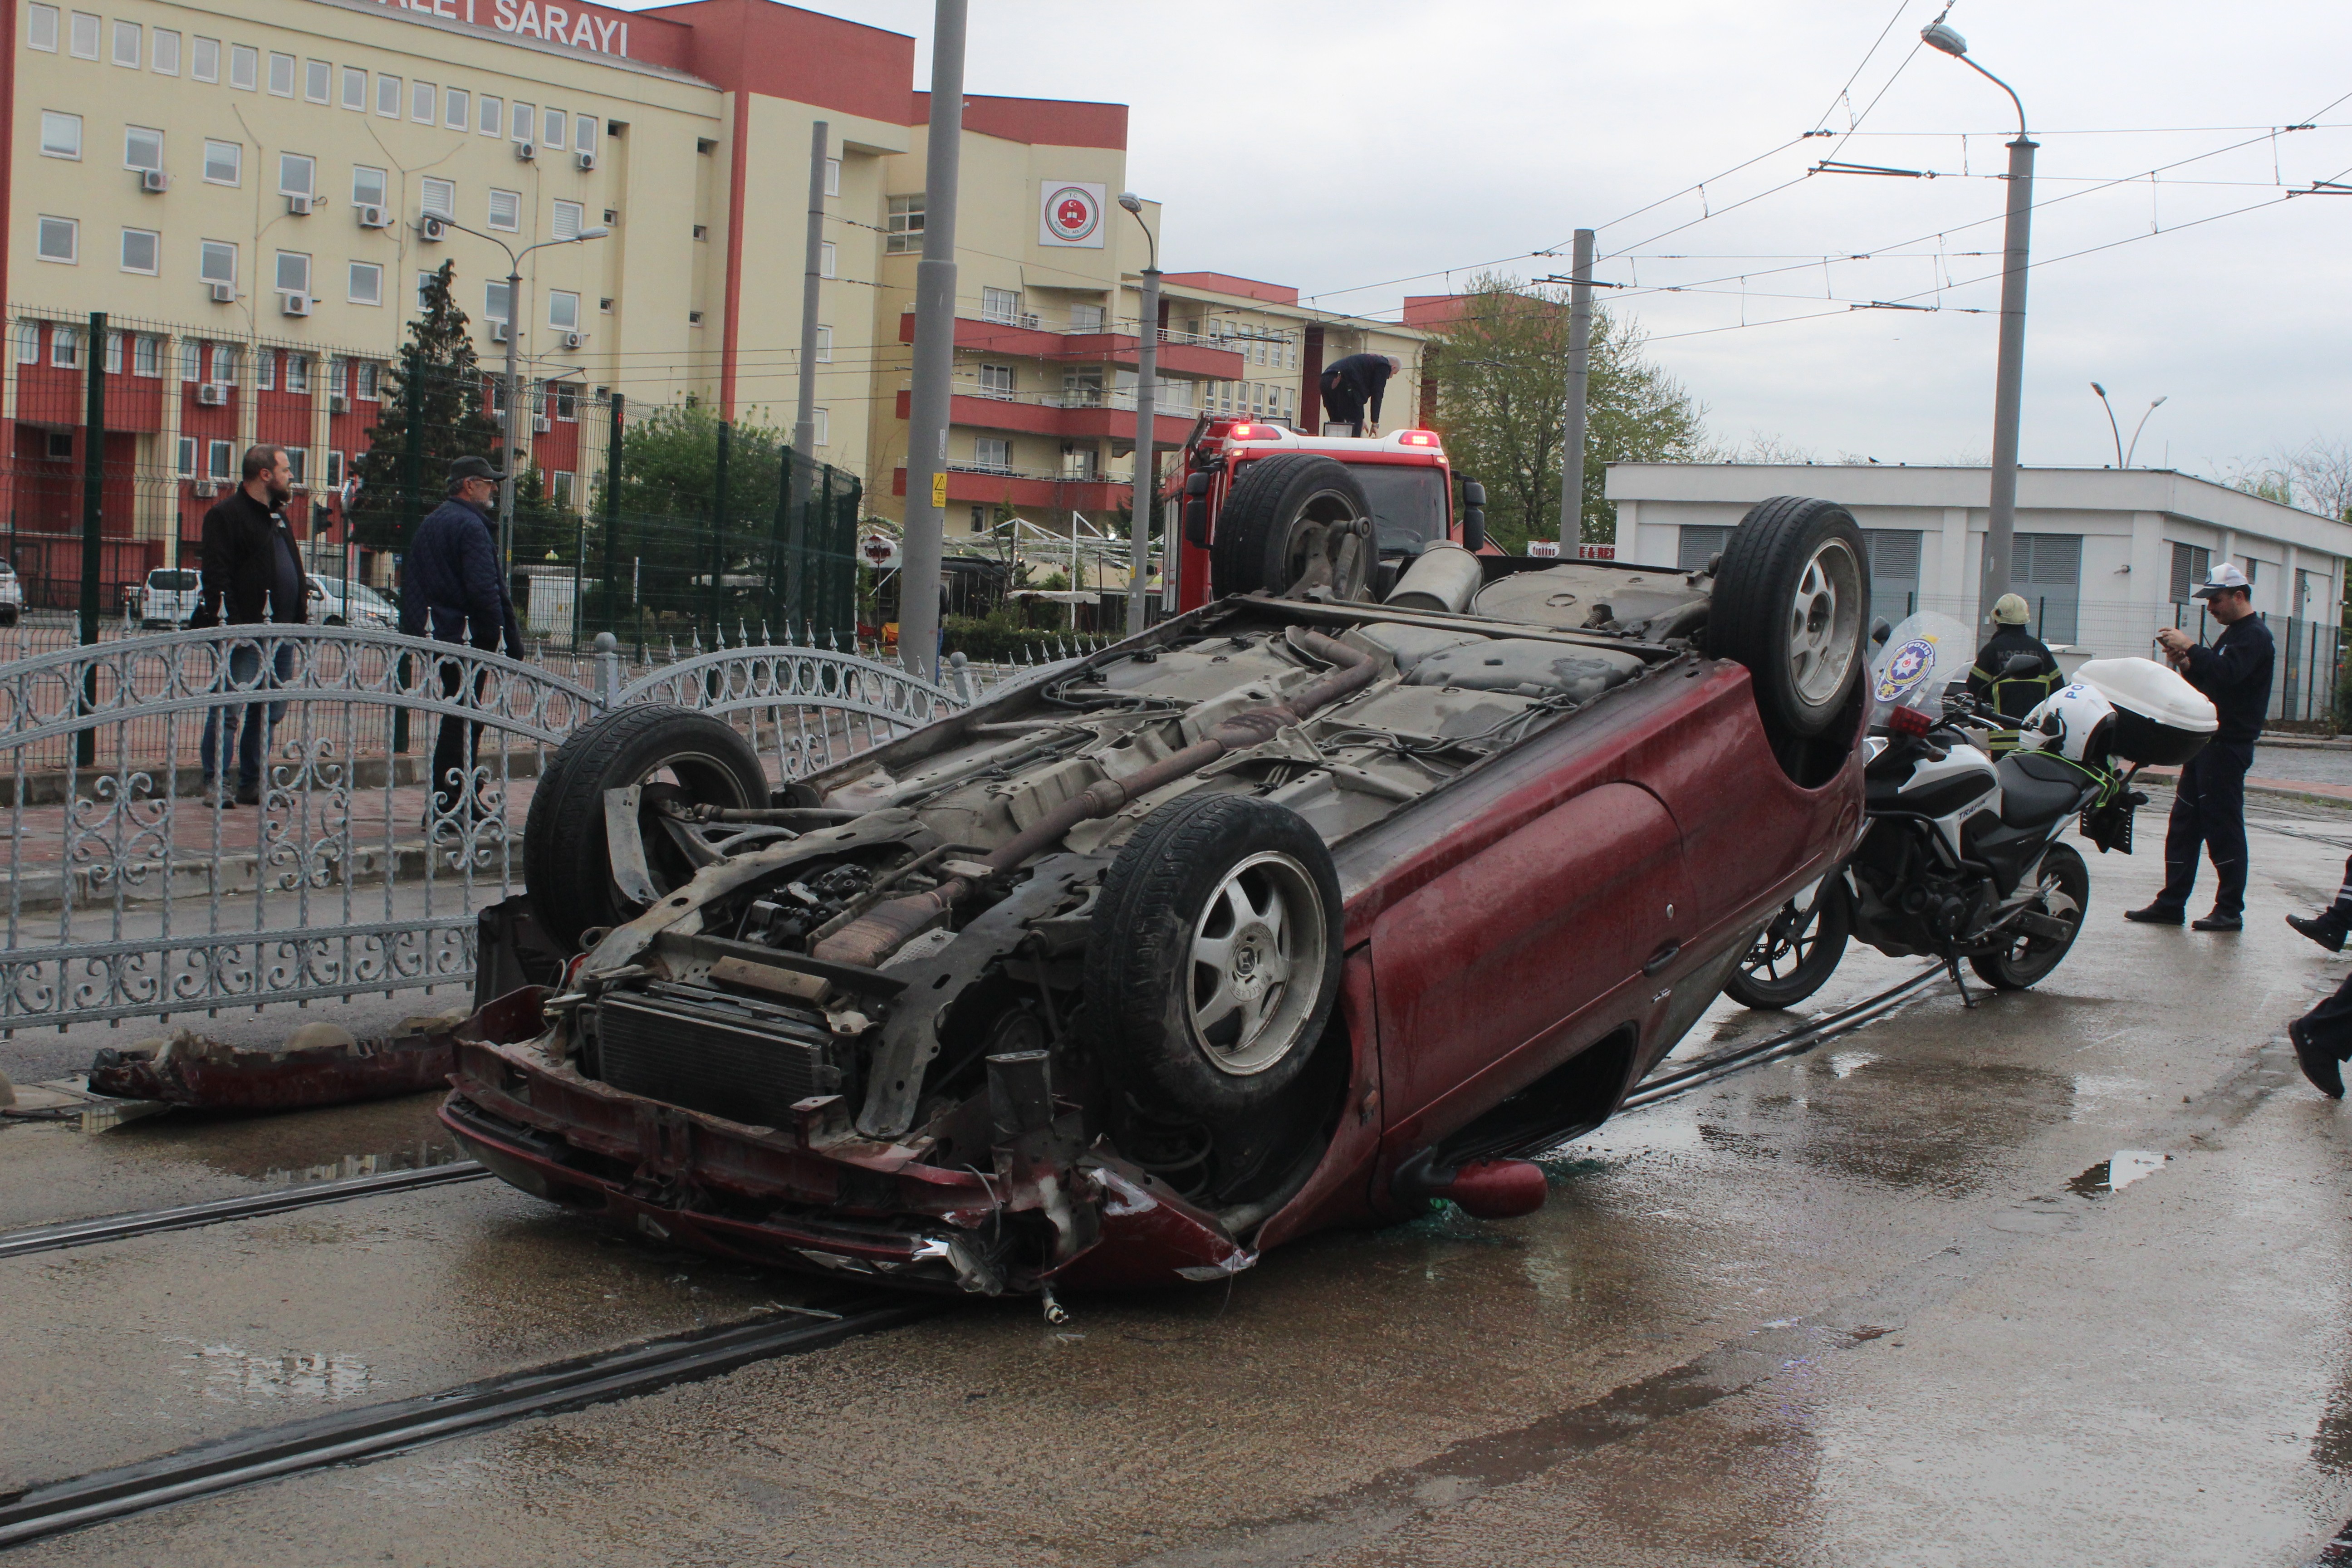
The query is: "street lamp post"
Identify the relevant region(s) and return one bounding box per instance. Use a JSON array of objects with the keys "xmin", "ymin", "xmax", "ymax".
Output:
[
  {"xmin": 2126, "ymin": 396, "xmax": 2168, "ymax": 469},
  {"xmin": 2092, "ymin": 384, "xmax": 2169, "ymax": 469},
  {"xmin": 1923, "ymin": 21, "xmax": 2034, "ymax": 636},
  {"xmin": 2091, "ymin": 382, "xmax": 2124, "ymax": 468},
  {"xmin": 1118, "ymin": 191, "xmax": 1159, "ymax": 637},
  {"xmin": 436, "ymin": 219, "xmax": 609, "ymax": 569}
]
